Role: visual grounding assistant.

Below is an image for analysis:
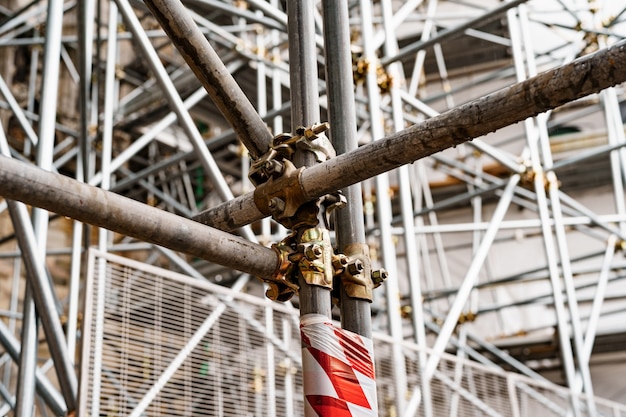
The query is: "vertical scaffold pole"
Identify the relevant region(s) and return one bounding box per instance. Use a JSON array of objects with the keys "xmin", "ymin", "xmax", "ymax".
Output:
[
  {"xmin": 288, "ymin": 2, "xmax": 380, "ymax": 415},
  {"xmin": 322, "ymin": 0, "xmax": 373, "ymax": 339},
  {"xmin": 360, "ymin": 0, "xmax": 409, "ymax": 413},
  {"xmin": 288, "ymin": 0, "xmax": 376, "ymax": 415},
  {"xmin": 286, "ymin": 0, "xmax": 332, "ymax": 319},
  {"xmin": 286, "ymin": 2, "xmax": 334, "ymax": 415}
]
